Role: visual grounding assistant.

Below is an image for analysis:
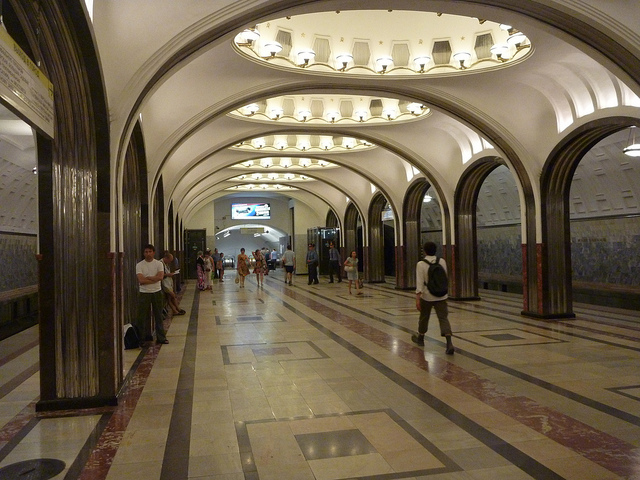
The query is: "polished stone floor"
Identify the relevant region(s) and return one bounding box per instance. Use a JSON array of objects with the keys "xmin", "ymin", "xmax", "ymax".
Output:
[{"xmin": 0, "ymin": 272, "xmax": 639, "ymax": 479}]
